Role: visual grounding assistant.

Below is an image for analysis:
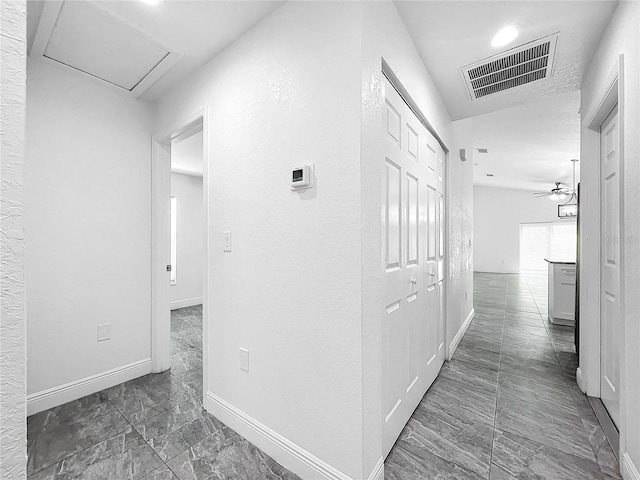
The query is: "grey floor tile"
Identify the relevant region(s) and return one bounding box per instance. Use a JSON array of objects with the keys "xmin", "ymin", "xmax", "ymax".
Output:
[
  {"xmin": 27, "ymin": 403, "xmax": 130, "ymax": 475},
  {"xmin": 582, "ymin": 418, "xmax": 622, "ymax": 479},
  {"xmin": 27, "ymin": 429, "xmax": 163, "ymax": 480},
  {"xmin": 385, "ymin": 440, "xmax": 485, "ymax": 480},
  {"xmin": 451, "ymin": 344, "xmax": 501, "ymax": 371},
  {"xmin": 492, "ymin": 429, "xmax": 605, "ymax": 480},
  {"xmin": 439, "ymin": 359, "xmax": 499, "ymax": 393},
  {"xmin": 499, "ymin": 353, "xmax": 566, "ymax": 386},
  {"xmin": 496, "ymin": 394, "xmax": 597, "ymax": 462},
  {"xmin": 109, "ymin": 373, "xmax": 200, "ymax": 424},
  {"xmin": 421, "ymin": 376, "xmax": 497, "ymax": 426},
  {"xmin": 133, "ymin": 397, "xmax": 226, "ymax": 462},
  {"xmin": 498, "ymin": 372, "xmax": 577, "ymax": 415},
  {"xmin": 400, "ymin": 401, "xmax": 494, "ymax": 477},
  {"xmin": 166, "ymin": 428, "xmax": 273, "ymax": 480},
  {"xmin": 141, "ymin": 465, "xmax": 180, "ymax": 479},
  {"xmin": 256, "ymin": 462, "xmax": 302, "ymax": 480}
]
